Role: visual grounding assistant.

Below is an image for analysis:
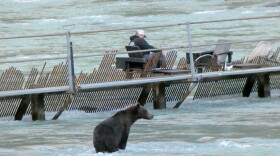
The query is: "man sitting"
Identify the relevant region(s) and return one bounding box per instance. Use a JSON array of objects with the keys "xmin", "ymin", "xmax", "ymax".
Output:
[{"xmin": 129, "ymin": 30, "xmax": 162, "ymax": 61}]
